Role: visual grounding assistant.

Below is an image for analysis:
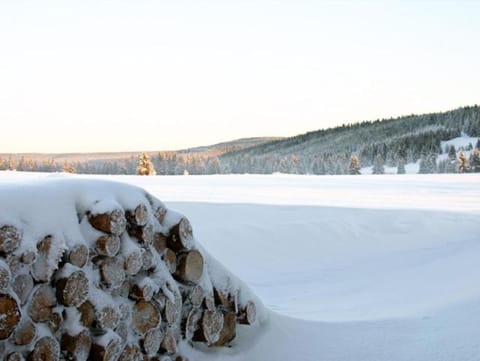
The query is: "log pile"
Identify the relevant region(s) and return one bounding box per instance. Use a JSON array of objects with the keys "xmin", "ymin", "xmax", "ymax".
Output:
[{"xmin": 0, "ymin": 186, "xmax": 258, "ymax": 361}]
